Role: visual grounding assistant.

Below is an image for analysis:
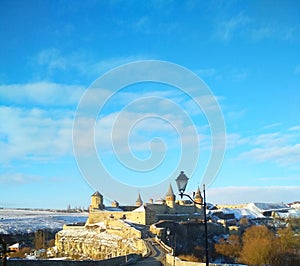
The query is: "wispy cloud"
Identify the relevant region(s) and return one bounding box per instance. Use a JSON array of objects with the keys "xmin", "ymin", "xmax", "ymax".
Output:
[
  {"xmin": 225, "ymin": 133, "xmax": 250, "ymax": 149},
  {"xmin": 214, "ymin": 13, "xmax": 250, "ymax": 41},
  {"xmin": 213, "ymin": 9, "xmax": 300, "ymax": 43},
  {"xmin": 37, "ymin": 48, "xmax": 67, "ymax": 72},
  {"xmin": 0, "ymin": 106, "xmax": 74, "ymax": 163},
  {"xmin": 208, "ymin": 186, "xmax": 300, "ymax": 204},
  {"xmin": 249, "ymin": 25, "xmax": 274, "ymax": 41},
  {"xmin": 261, "ymin": 123, "xmax": 282, "ymax": 130},
  {"xmin": 257, "ymin": 176, "xmax": 300, "ymax": 182},
  {"xmin": 231, "ymin": 69, "xmax": 249, "ymax": 82},
  {"xmin": 289, "ymin": 125, "xmax": 300, "ymax": 131},
  {"xmin": 196, "ymin": 68, "xmax": 217, "ymax": 79},
  {"xmin": 1, "ymin": 84, "xmax": 214, "ymax": 164},
  {"xmin": 0, "ymin": 82, "xmax": 85, "ymax": 107},
  {"xmin": 241, "ymin": 144, "xmax": 300, "ymax": 167},
  {"xmin": 238, "ymin": 129, "xmax": 300, "ymax": 167},
  {"xmin": 0, "ymin": 172, "xmax": 42, "ymax": 184},
  {"xmin": 31, "ymin": 48, "xmax": 150, "ymax": 82},
  {"xmin": 94, "ymin": 110, "xmax": 204, "ymax": 154}
]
